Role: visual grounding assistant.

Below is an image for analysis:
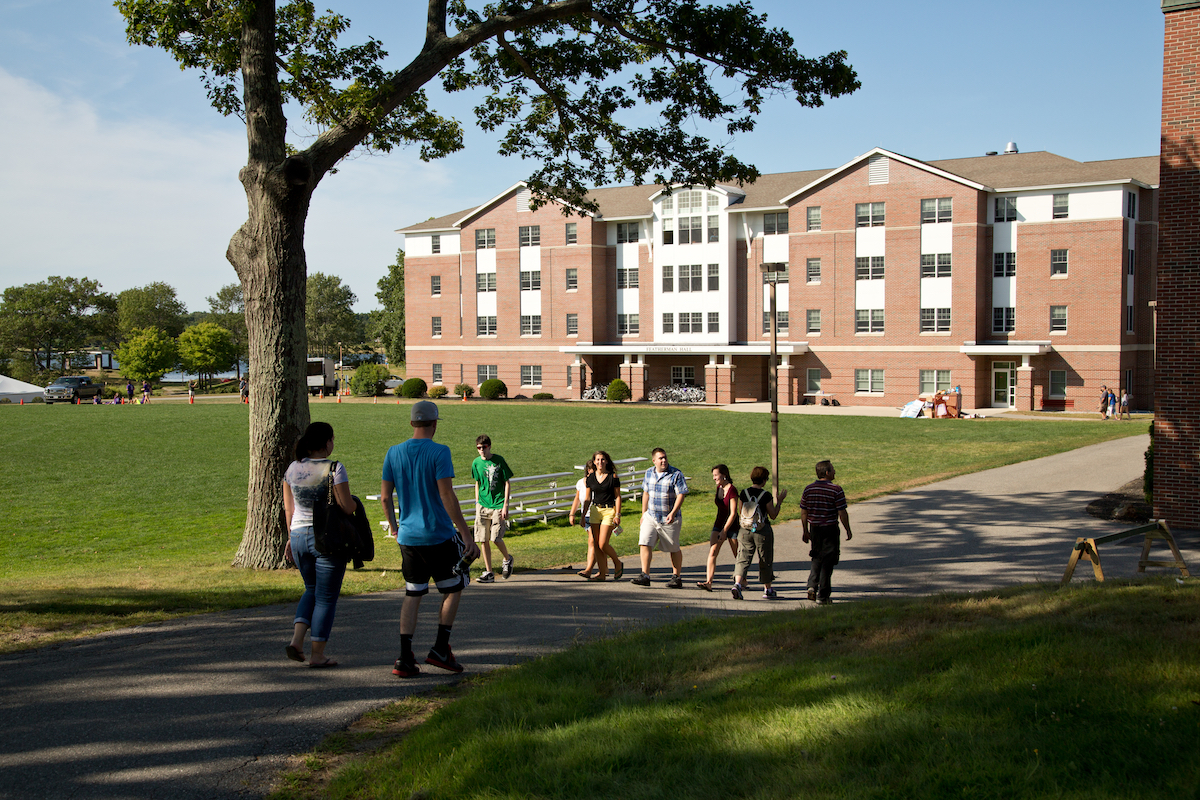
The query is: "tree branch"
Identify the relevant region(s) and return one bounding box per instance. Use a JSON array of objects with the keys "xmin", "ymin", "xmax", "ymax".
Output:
[{"xmin": 496, "ymin": 32, "xmax": 574, "ymax": 135}]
